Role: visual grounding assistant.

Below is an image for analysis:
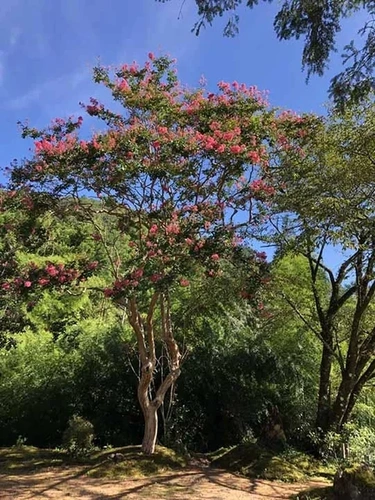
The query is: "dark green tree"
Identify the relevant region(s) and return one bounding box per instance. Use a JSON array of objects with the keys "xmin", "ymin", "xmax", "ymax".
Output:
[{"xmin": 270, "ymin": 99, "xmax": 375, "ymax": 434}]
